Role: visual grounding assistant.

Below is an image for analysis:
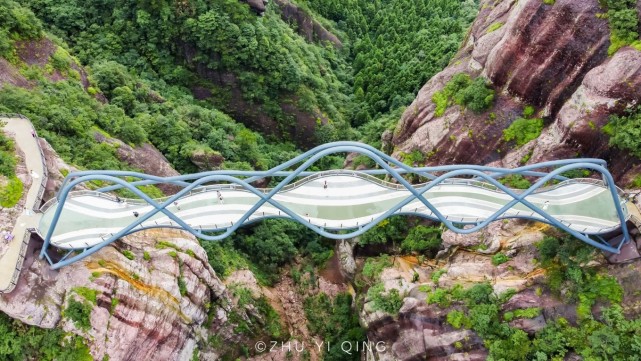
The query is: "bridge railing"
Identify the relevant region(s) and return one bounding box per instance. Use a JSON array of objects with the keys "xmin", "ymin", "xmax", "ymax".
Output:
[
  {"xmin": 30, "ymin": 123, "xmax": 48, "ymax": 212},
  {"xmin": 39, "ymin": 171, "xmax": 628, "ymax": 215},
  {"xmin": 0, "ymin": 113, "xmax": 28, "ymax": 119}
]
